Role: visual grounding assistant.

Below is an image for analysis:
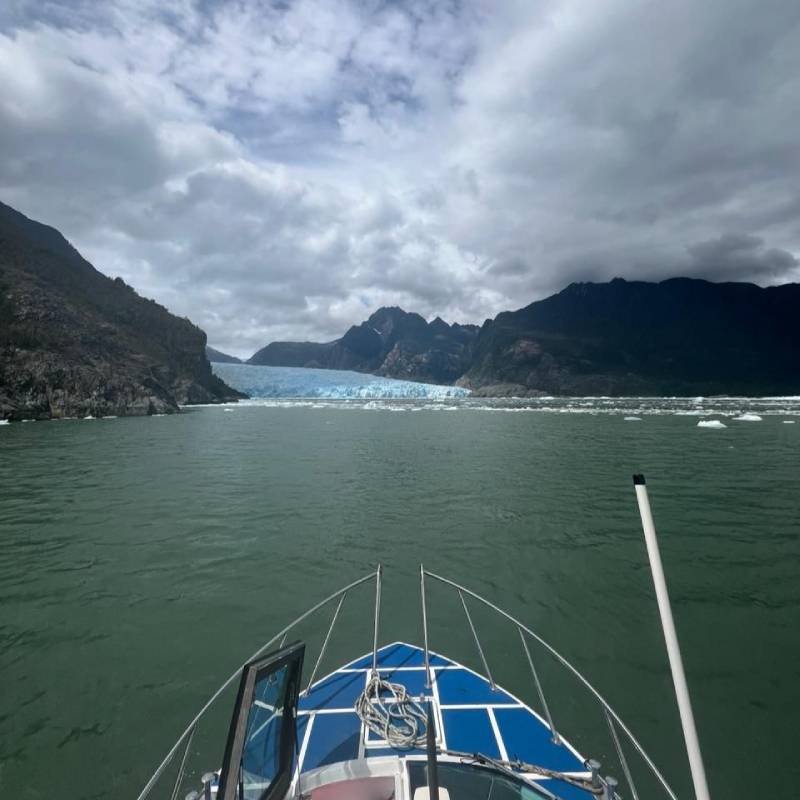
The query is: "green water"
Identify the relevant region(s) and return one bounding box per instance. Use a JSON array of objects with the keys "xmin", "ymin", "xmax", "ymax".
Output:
[{"xmin": 1, "ymin": 405, "xmax": 798, "ymax": 799}]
